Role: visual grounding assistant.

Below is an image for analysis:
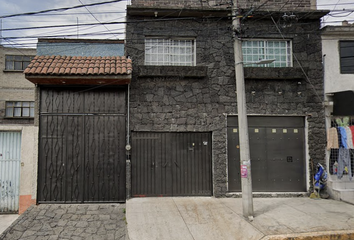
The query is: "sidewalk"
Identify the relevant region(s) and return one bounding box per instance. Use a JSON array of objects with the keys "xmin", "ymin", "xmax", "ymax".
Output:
[
  {"xmin": 0, "ymin": 215, "xmax": 18, "ymax": 236},
  {"xmin": 126, "ymin": 197, "xmax": 354, "ymax": 240}
]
